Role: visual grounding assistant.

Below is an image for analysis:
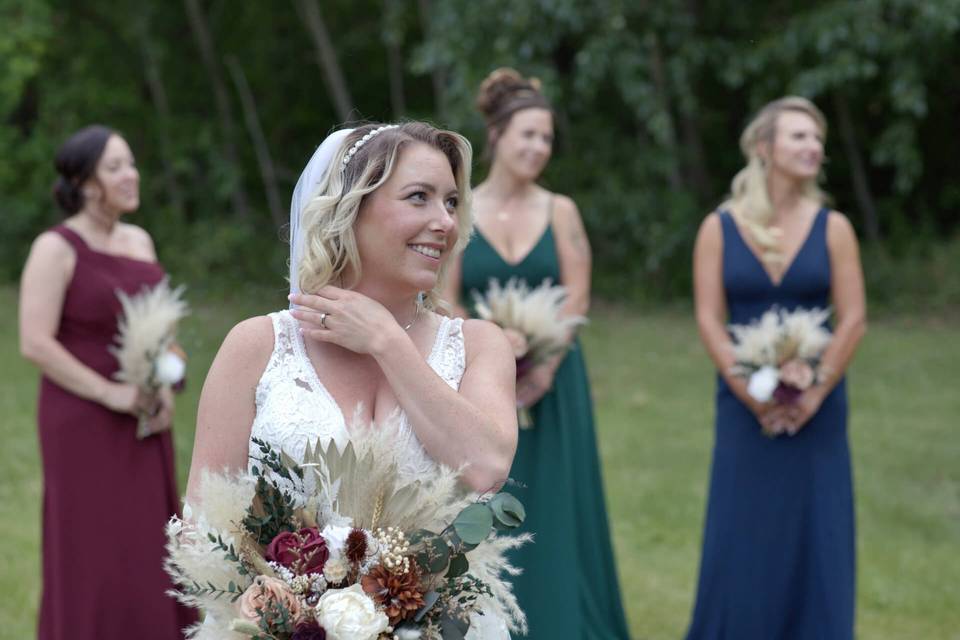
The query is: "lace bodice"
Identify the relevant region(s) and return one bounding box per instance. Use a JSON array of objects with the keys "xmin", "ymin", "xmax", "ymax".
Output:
[
  {"xmin": 242, "ymin": 310, "xmax": 508, "ymax": 639},
  {"xmin": 248, "ymin": 310, "xmax": 466, "ymax": 481}
]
